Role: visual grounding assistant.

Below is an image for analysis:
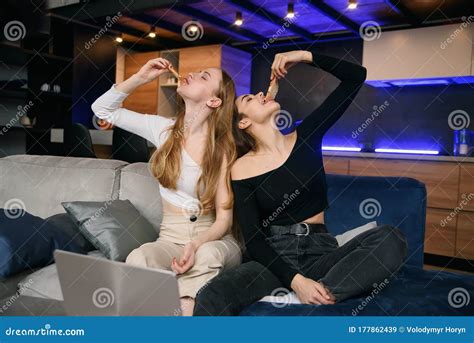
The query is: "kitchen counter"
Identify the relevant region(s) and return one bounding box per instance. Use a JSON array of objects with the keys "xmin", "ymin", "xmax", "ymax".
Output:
[{"xmin": 322, "ymin": 150, "xmax": 474, "ymax": 163}]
